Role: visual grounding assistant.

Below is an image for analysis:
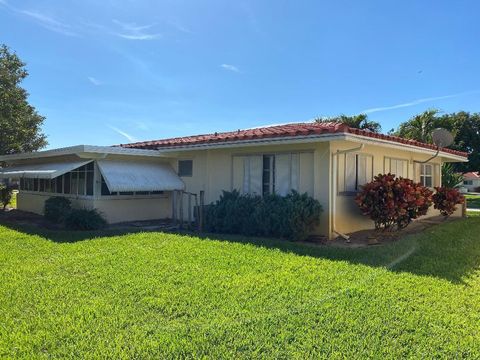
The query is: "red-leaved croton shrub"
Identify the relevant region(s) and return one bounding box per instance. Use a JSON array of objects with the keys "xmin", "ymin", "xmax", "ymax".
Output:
[
  {"xmin": 355, "ymin": 173, "xmax": 433, "ymax": 231},
  {"xmin": 432, "ymin": 187, "xmax": 464, "ymax": 217}
]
